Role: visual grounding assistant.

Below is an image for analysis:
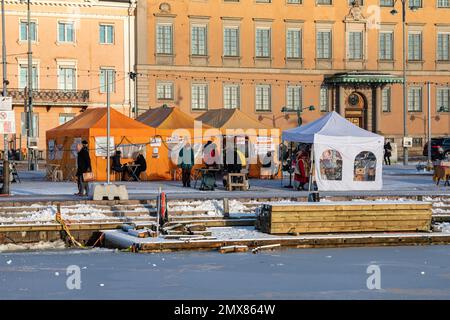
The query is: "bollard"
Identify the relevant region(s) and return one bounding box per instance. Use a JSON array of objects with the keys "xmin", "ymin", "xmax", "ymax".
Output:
[
  {"xmin": 1, "ymin": 159, "xmax": 10, "ymax": 195},
  {"xmin": 223, "ymin": 198, "xmax": 230, "ymax": 218}
]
